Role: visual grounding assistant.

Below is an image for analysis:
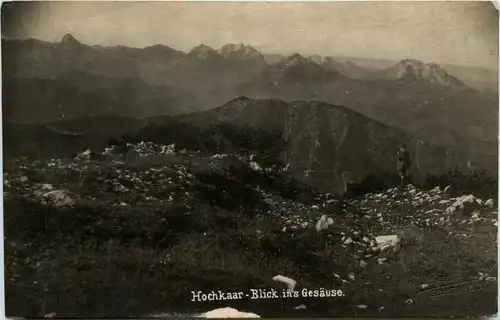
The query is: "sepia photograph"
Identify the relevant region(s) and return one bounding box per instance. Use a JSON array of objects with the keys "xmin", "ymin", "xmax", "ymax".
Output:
[{"xmin": 1, "ymin": 1, "xmax": 498, "ymax": 318}]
